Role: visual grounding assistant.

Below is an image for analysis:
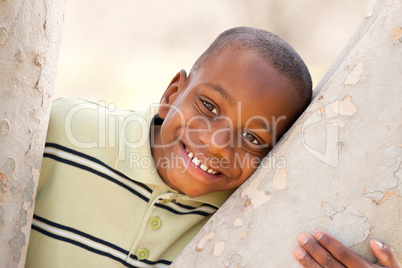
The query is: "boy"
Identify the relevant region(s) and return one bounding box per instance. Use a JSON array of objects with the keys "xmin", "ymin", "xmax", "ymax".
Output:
[{"xmin": 26, "ymin": 27, "xmax": 400, "ymax": 267}]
